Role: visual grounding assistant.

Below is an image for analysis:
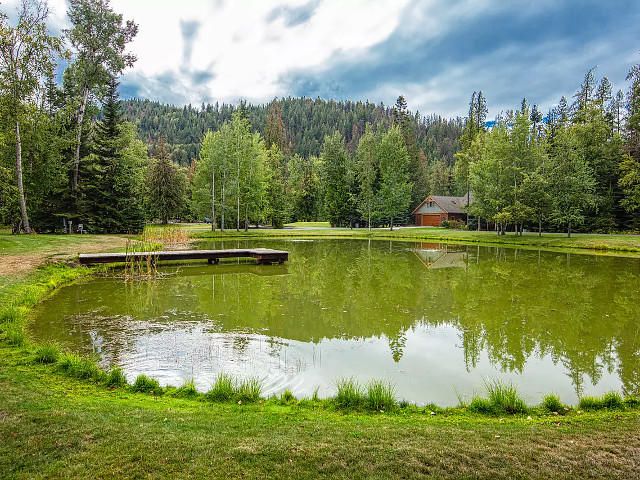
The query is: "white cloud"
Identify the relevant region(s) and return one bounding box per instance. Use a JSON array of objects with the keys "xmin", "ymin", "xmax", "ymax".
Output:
[{"xmin": 111, "ymin": 0, "xmax": 410, "ymax": 104}]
